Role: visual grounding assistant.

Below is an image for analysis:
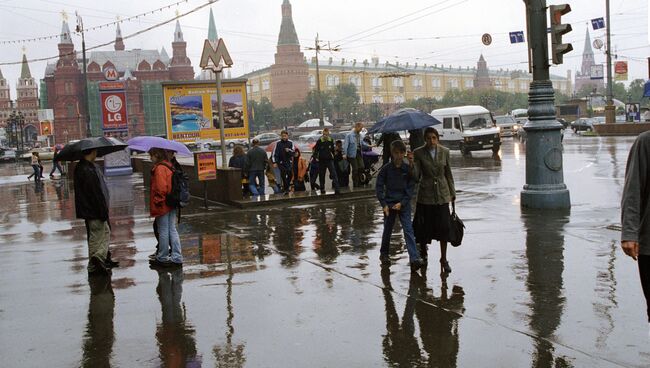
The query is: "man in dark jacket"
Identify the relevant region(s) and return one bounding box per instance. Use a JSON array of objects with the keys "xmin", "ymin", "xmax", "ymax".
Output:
[
  {"xmin": 621, "ymin": 130, "xmax": 650, "ymax": 327},
  {"xmin": 272, "ymin": 130, "xmax": 294, "ymax": 194},
  {"xmin": 377, "ymin": 131, "xmax": 401, "ymax": 166},
  {"xmin": 313, "ymin": 128, "xmax": 340, "ymax": 195},
  {"xmin": 74, "ymin": 149, "xmax": 116, "ymax": 274},
  {"xmin": 245, "ymin": 139, "xmax": 268, "ymax": 196}
]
